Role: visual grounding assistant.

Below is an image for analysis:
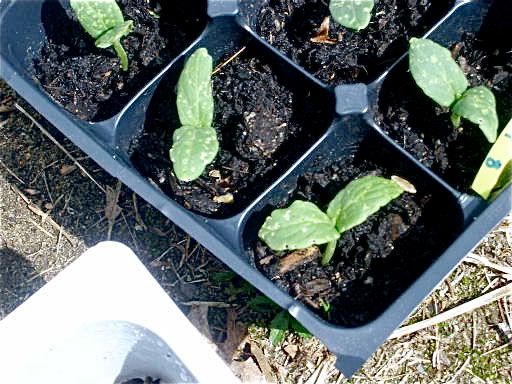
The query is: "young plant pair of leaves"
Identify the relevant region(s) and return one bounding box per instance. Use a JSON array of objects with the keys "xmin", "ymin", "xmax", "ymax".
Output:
[
  {"xmin": 329, "ymin": 0, "xmax": 375, "ymax": 31},
  {"xmin": 70, "ymin": 0, "xmax": 133, "ymax": 71},
  {"xmin": 409, "ymin": 38, "xmax": 498, "ymax": 143},
  {"xmin": 169, "ymin": 48, "xmax": 218, "ymax": 182},
  {"xmin": 258, "ymin": 175, "xmax": 409, "ymax": 265}
]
